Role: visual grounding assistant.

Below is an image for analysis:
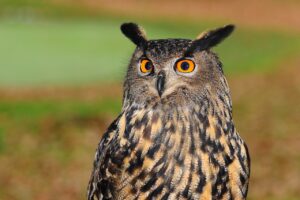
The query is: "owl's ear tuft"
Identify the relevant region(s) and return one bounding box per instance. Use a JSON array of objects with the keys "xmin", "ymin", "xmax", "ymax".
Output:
[
  {"xmin": 121, "ymin": 23, "xmax": 148, "ymax": 47},
  {"xmin": 185, "ymin": 24, "xmax": 235, "ymax": 56}
]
